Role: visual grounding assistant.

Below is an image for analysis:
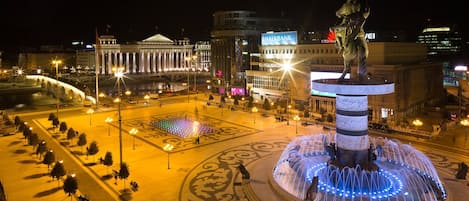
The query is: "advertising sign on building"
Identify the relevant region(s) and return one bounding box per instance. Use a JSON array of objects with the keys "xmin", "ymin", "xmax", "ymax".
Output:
[{"xmin": 261, "ymin": 31, "xmax": 297, "ymax": 46}]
